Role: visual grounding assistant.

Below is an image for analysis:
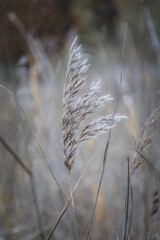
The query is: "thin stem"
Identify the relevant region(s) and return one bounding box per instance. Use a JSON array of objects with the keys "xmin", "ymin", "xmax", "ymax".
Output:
[
  {"xmin": 128, "ymin": 185, "xmax": 133, "ymax": 236},
  {"xmin": 30, "ymin": 174, "xmax": 46, "ymax": 239},
  {"xmin": 0, "ymin": 136, "xmax": 45, "ymax": 239},
  {"xmin": 122, "ymin": 157, "xmax": 130, "ymax": 240},
  {"xmin": 0, "ymin": 84, "xmax": 68, "ymax": 201},
  {"xmin": 131, "ymin": 147, "xmax": 160, "ymax": 175},
  {"xmin": 0, "ymin": 136, "xmax": 31, "ymax": 176},
  {"xmin": 85, "ymin": 163, "xmax": 105, "ymax": 240},
  {"xmin": 144, "ymin": 8, "xmax": 160, "ymax": 69},
  {"xmin": 85, "ymin": 22, "xmax": 128, "ymax": 240},
  {"xmin": 45, "ymin": 147, "xmax": 103, "ymax": 240},
  {"xmin": 67, "ymin": 169, "xmax": 79, "ymax": 240},
  {"xmin": 45, "ymin": 200, "xmax": 69, "ymax": 240}
]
